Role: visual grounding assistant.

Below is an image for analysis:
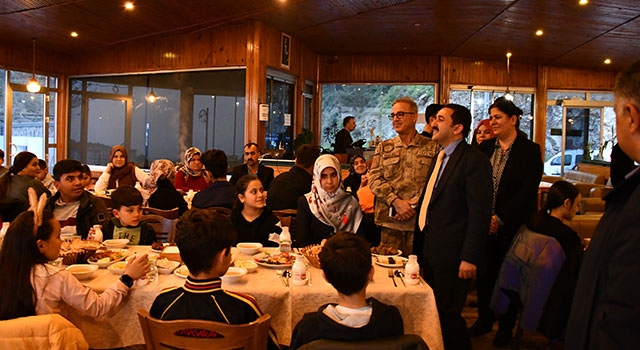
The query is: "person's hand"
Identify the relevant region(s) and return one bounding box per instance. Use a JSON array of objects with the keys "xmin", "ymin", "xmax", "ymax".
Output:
[
  {"xmin": 360, "ymin": 174, "xmax": 369, "ymax": 187},
  {"xmin": 459, "ymin": 260, "xmax": 477, "ymax": 279},
  {"xmin": 87, "ymin": 226, "xmax": 96, "ymax": 240},
  {"xmin": 124, "ymin": 254, "xmax": 151, "ymax": 280},
  {"xmin": 489, "ymin": 215, "xmax": 500, "ymax": 234},
  {"xmin": 106, "ymin": 163, "xmax": 114, "ymax": 175},
  {"xmin": 393, "ymin": 199, "xmax": 415, "ymax": 221}
]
